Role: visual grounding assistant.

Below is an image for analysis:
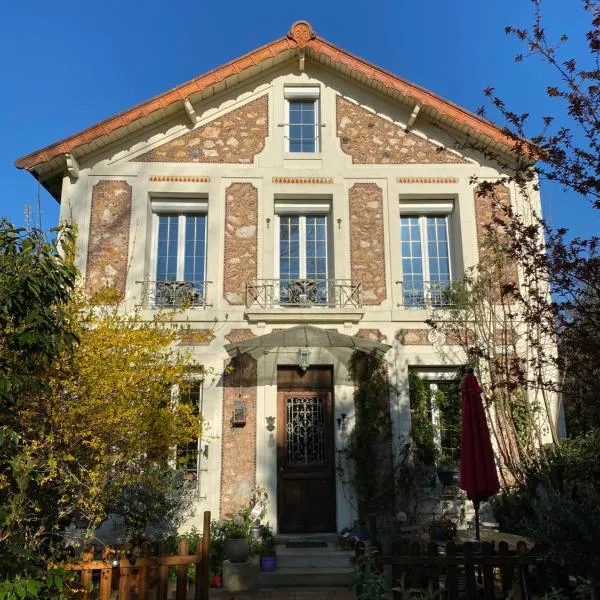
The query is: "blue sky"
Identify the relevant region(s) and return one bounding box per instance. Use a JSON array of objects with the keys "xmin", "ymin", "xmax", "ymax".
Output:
[{"xmin": 0, "ymin": 0, "xmax": 596, "ymax": 238}]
